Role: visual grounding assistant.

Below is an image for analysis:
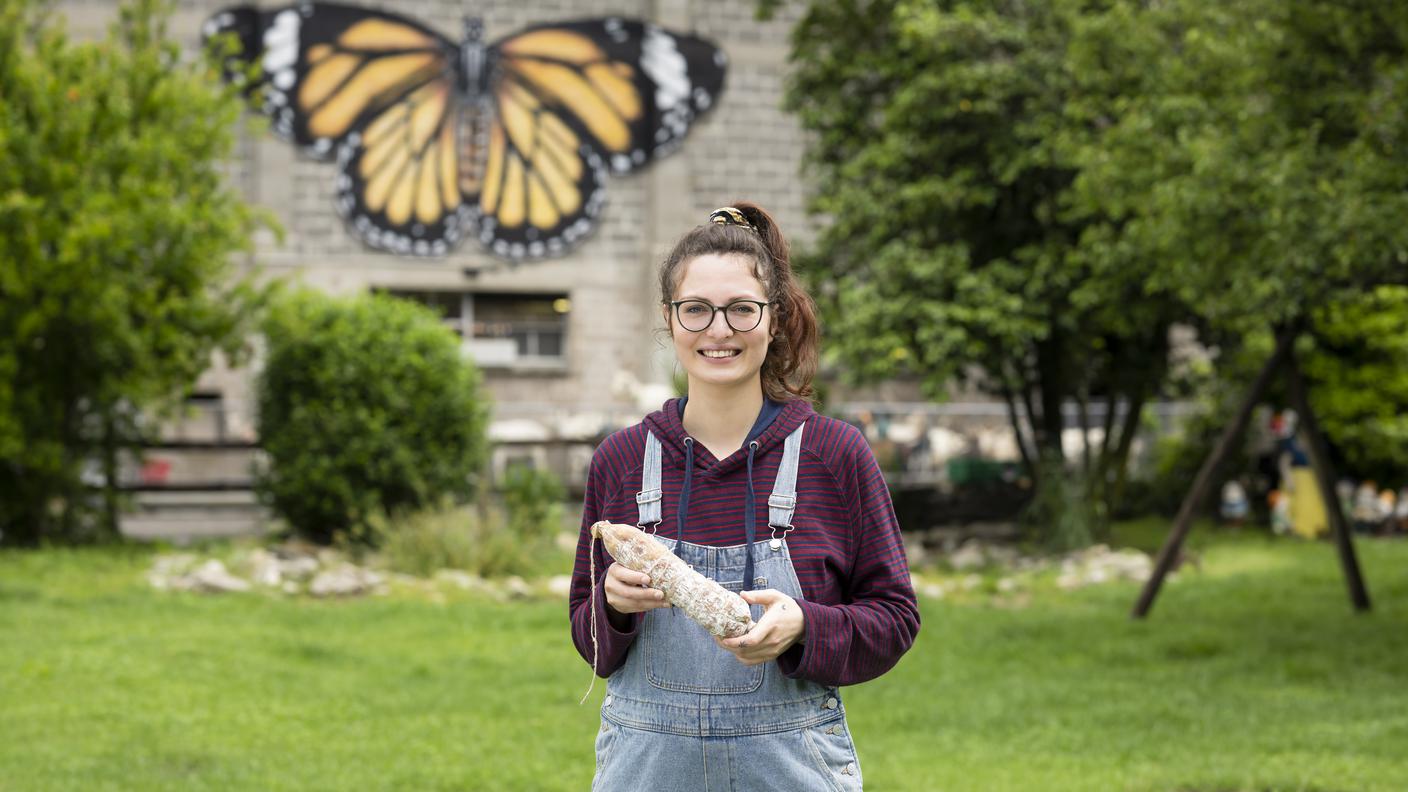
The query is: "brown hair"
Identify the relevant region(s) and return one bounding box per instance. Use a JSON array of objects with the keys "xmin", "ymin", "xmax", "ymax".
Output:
[{"xmin": 659, "ymin": 201, "xmax": 819, "ymax": 403}]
